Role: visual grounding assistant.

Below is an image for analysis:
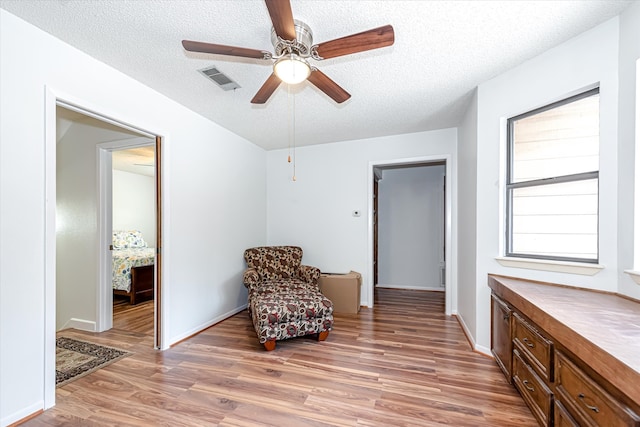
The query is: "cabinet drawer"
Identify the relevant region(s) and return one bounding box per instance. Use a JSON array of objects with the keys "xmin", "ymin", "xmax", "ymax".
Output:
[
  {"xmin": 513, "ymin": 348, "xmax": 553, "ymax": 427},
  {"xmin": 555, "ymin": 401, "xmax": 580, "ymax": 427},
  {"xmin": 555, "ymin": 351, "xmax": 640, "ymax": 427},
  {"xmin": 513, "ymin": 312, "xmax": 553, "ymax": 382}
]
